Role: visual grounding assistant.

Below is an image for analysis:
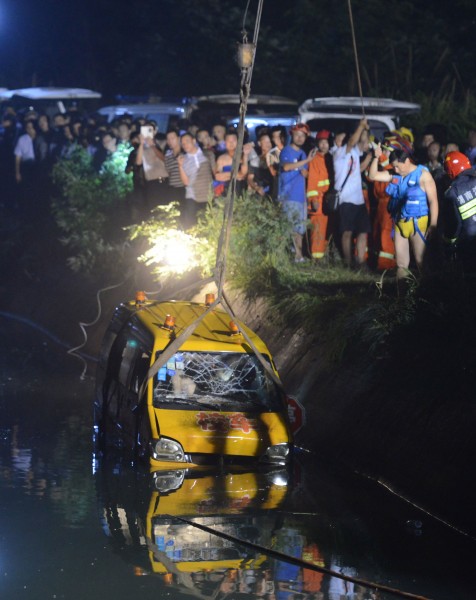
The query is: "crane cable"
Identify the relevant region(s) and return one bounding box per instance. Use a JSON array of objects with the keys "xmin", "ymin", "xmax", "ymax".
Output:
[
  {"xmin": 140, "ymin": 0, "xmax": 283, "ymax": 397},
  {"xmin": 347, "ymin": 0, "xmax": 366, "ymax": 118},
  {"xmin": 215, "ymin": 0, "xmax": 264, "ymax": 299}
]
